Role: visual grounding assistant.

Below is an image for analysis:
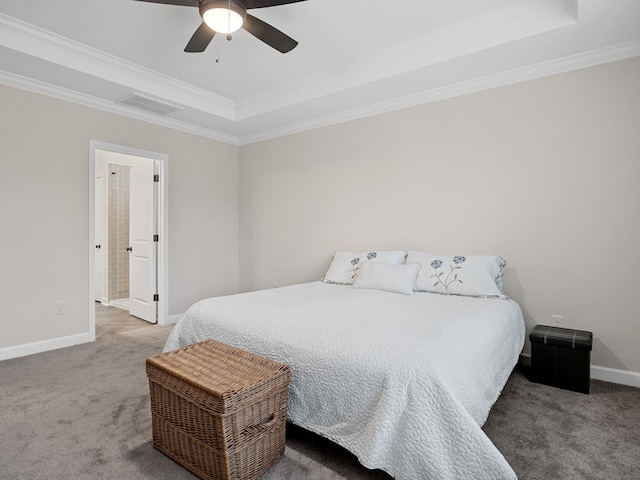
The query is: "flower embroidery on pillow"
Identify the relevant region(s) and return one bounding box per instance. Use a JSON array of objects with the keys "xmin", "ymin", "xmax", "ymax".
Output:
[
  {"xmin": 349, "ymin": 252, "xmax": 377, "ymax": 280},
  {"xmin": 406, "ymin": 251, "xmax": 506, "ymax": 298},
  {"xmin": 322, "ymin": 250, "xmax": 406, "ymax": 285},
  {"xmin": 430, "ymin": 256, "xmax": 466, "ymax": 291}
]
